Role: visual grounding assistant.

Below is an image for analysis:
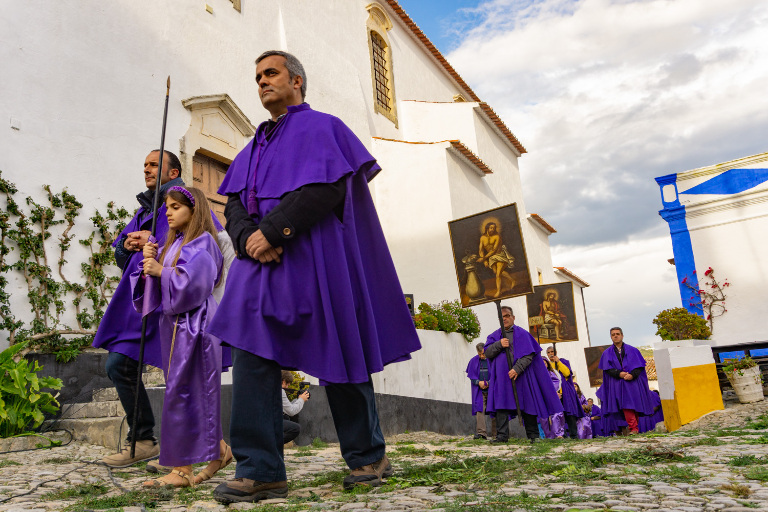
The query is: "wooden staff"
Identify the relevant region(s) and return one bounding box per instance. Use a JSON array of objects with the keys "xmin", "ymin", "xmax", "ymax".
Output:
[
  {"xmin": 130, "ymin": 76, "xmax": 170, "ymax": 459},
  {"xmin": 495, "ymin": 300, "xmax": 523, "ymax": 426}
]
